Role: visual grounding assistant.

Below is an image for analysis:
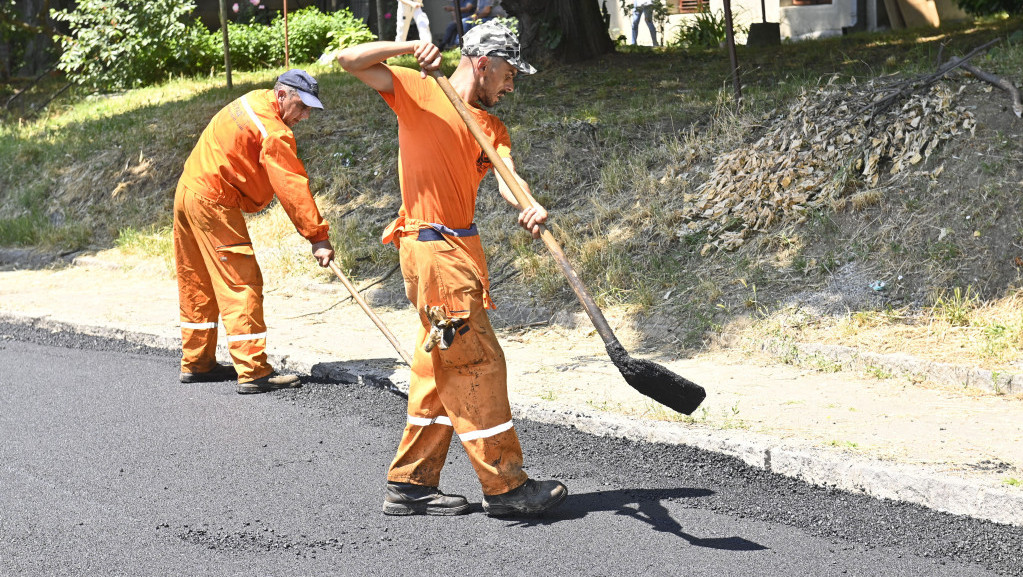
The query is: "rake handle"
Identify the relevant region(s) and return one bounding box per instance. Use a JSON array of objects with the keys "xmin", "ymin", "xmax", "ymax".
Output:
[
  {"xmin": 430, "ymin": 71, "xmax": 620, "ymax": 348},
  {"xmin": 328, "ymin": 260, "xmax": 414, "ymax": 366}
]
